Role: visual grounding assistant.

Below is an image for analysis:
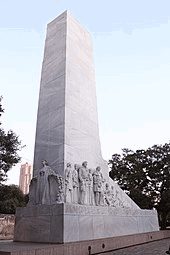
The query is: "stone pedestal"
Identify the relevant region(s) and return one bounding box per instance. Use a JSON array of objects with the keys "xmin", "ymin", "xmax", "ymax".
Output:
[{"xmin": 14, "ymin": 204, "xmax": 159, "ymax": 244}]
